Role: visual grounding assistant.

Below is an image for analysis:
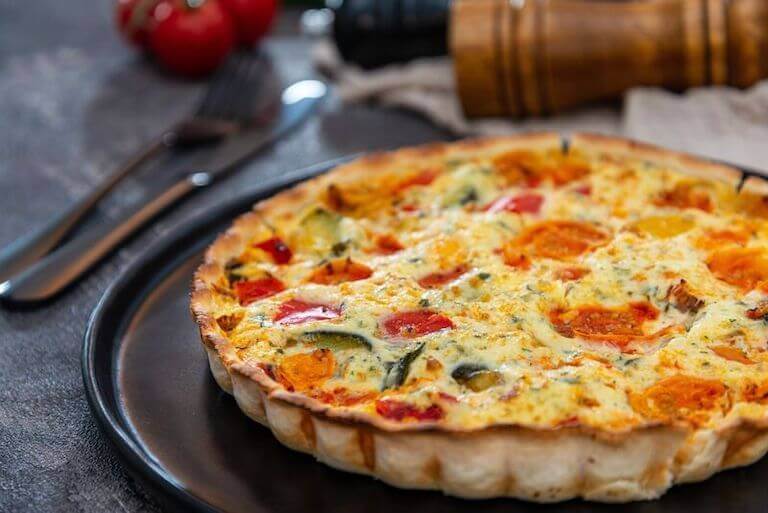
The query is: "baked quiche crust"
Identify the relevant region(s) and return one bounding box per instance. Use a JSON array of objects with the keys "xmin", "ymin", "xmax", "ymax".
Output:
[{"xmin": 191, "ymin": 133, "xmax": 768, "ymax": 502}]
